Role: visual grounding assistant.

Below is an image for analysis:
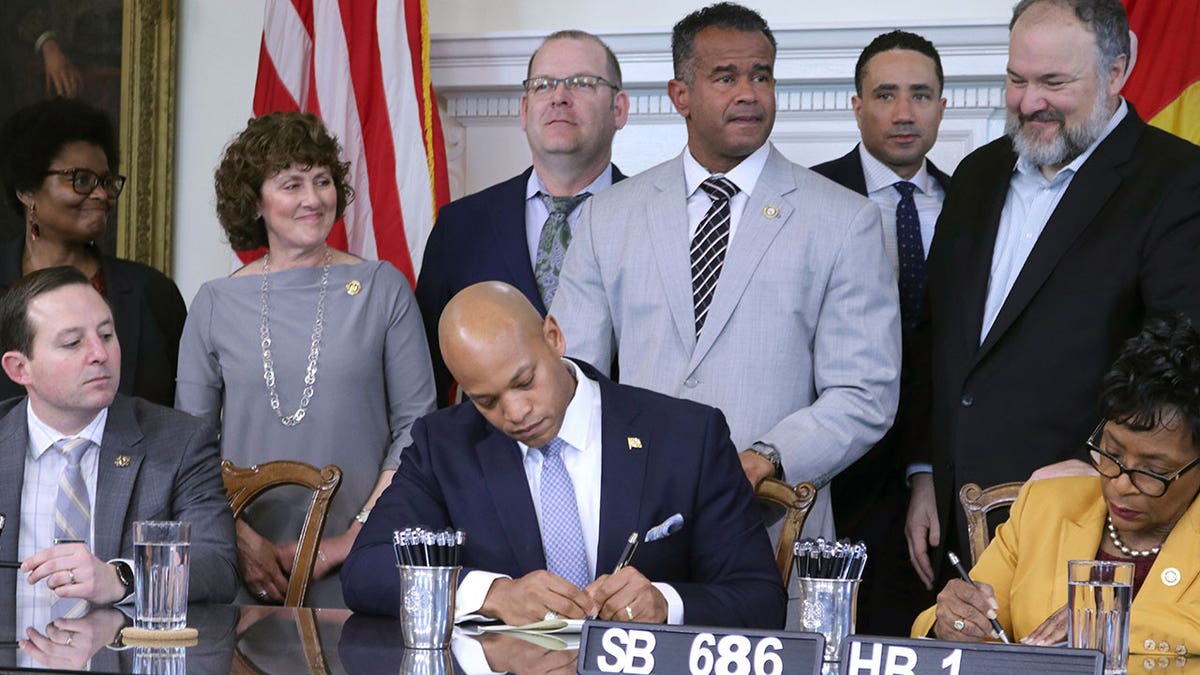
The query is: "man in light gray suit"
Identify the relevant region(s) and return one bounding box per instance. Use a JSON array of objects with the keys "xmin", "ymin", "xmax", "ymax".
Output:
[
  {"xmin": 551, "ymin": 1, "xmax": 901, "ymax": 539},
  {"xmin": 0, "ymin": 266, "xmax": 237, "ymax": 609}
]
